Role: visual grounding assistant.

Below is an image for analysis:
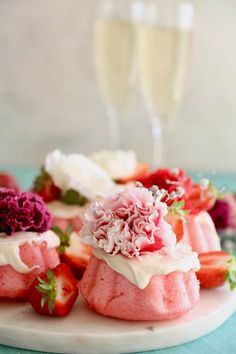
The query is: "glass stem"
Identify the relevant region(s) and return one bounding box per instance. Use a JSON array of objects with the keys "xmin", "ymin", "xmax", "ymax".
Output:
[
  {"xmin": 106, "ymin": 106, "xmax": 120, "ymax": 150},
  {"xmin": 150, "ymin": 116, "xmax": 163, "ymax": 169}
]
